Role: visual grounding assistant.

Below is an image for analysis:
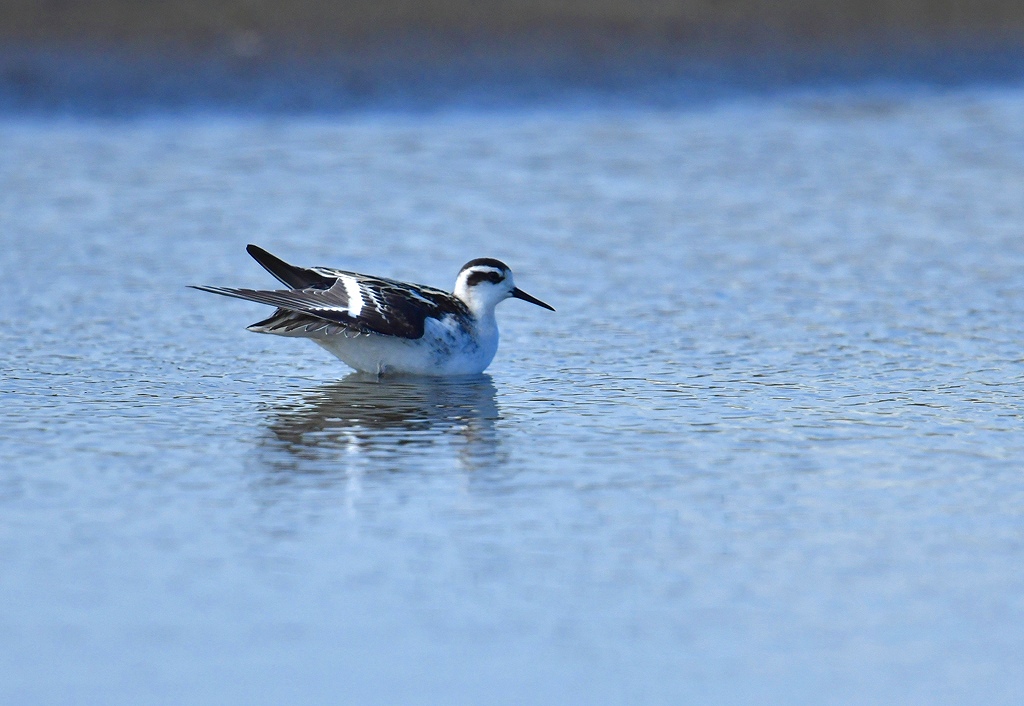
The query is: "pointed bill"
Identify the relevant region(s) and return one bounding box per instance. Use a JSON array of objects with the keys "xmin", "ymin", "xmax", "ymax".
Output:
[{"xmin": 511, "ymin": 287, "xmax": 555, "ymax": 311}]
